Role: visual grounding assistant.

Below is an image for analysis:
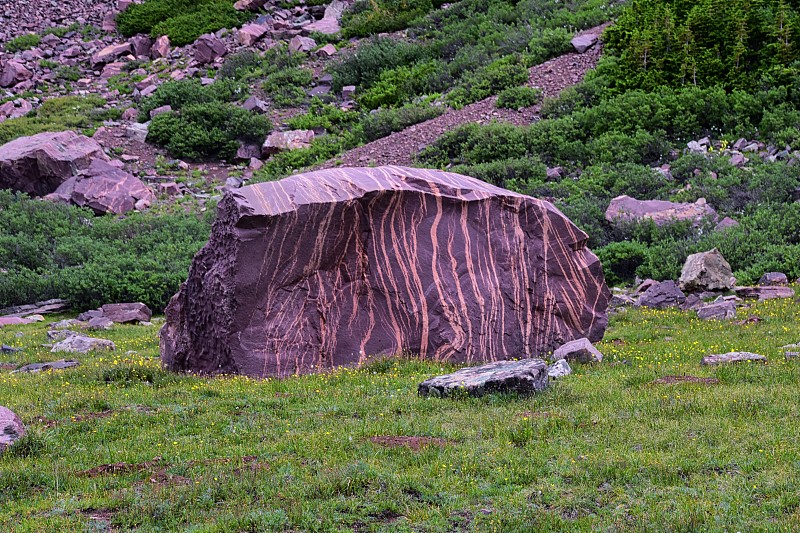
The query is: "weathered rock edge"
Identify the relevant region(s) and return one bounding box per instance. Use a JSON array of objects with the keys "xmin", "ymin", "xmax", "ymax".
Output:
[
  {"xmin": 418, "ymin": 358, "xmax": 549, "ymax": 397},
  {"xmin": 160, "ymin": 166, "xmax": 610, "ymax": 377}
]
